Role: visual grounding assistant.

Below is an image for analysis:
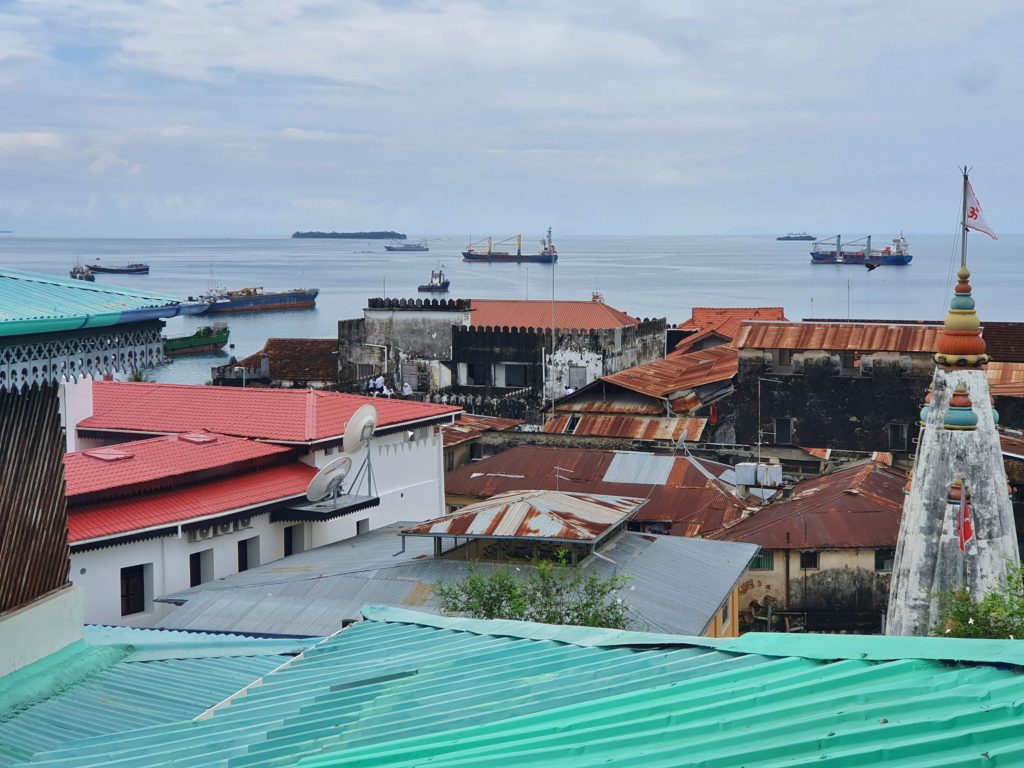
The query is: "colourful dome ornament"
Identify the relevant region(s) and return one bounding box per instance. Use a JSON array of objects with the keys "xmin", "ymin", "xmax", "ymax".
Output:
[
  {"xmin": 934, "ymin": 266, "xmax": 989, "ymax": 368},
  {"xmin": 944, "ymin": 383, "xmax": 978, "ymax": 430}
]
